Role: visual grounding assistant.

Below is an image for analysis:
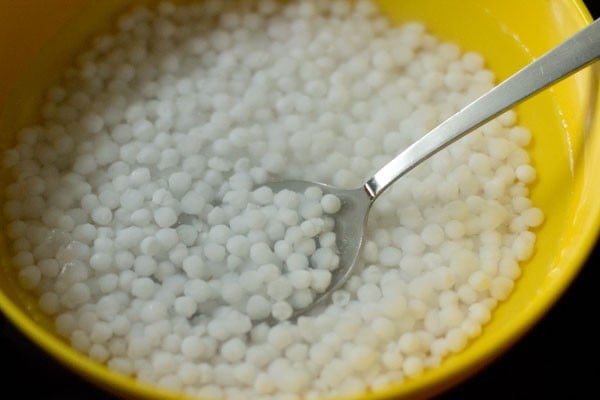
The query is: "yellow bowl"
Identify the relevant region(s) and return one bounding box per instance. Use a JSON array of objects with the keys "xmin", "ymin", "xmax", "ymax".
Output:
[{"xmin": 0, "ymin": 1, "xmax": 598, "ymax": 399}]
